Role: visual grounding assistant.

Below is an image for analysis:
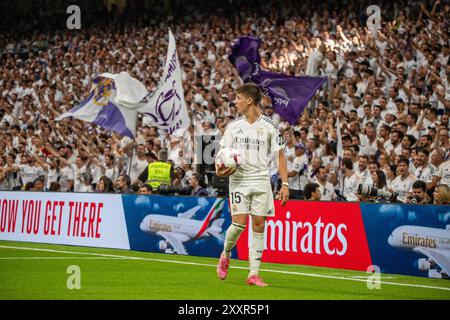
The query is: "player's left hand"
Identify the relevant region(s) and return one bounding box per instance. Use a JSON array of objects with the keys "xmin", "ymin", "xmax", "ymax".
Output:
[{"xmin": 279, "ymin": 185, "xmax": 289, "ymax": 206}]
